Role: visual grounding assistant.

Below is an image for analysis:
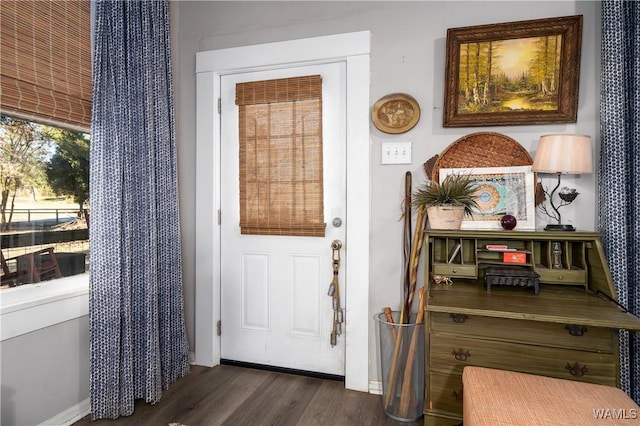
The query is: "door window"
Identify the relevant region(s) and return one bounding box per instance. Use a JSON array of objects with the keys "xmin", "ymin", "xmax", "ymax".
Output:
[{"xmin": 235, "ymin": 75, "xmax": 325, "ymax": 237}]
